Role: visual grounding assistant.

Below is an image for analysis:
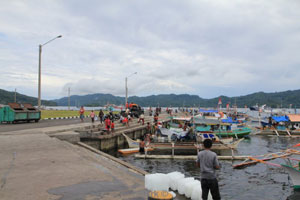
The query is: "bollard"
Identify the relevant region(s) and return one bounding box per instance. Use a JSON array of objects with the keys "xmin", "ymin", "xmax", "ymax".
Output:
[{"xmin": 148, "ymin": 191, "xmax": 173, "ymax": 200}]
